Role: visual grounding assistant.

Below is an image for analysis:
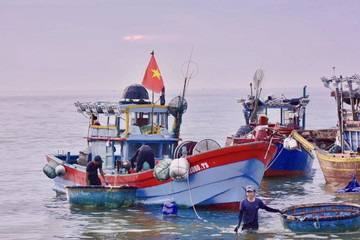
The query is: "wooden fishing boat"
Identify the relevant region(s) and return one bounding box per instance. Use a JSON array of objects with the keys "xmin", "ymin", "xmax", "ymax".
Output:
[
  {"xmin": 43, "ymin": 55, "xmax": 278, "ymax": 210},
  {"xmin": 292, "ymin": 73, "xmax": 360, "ymax": 186},
  {"xmin": 293, "ymin": 129, "xmax": 360, "ymax": 186},
  {"xmin": 66, "ymin": 185, "xmax": 137, "ymax": 208},
  {"xmin": 226, "ymin": 68, "xmax": 312, "ymax": 177},
  {"xmin": 280, "ymin": 203, "xmax": 360, "ymax": 233}
]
